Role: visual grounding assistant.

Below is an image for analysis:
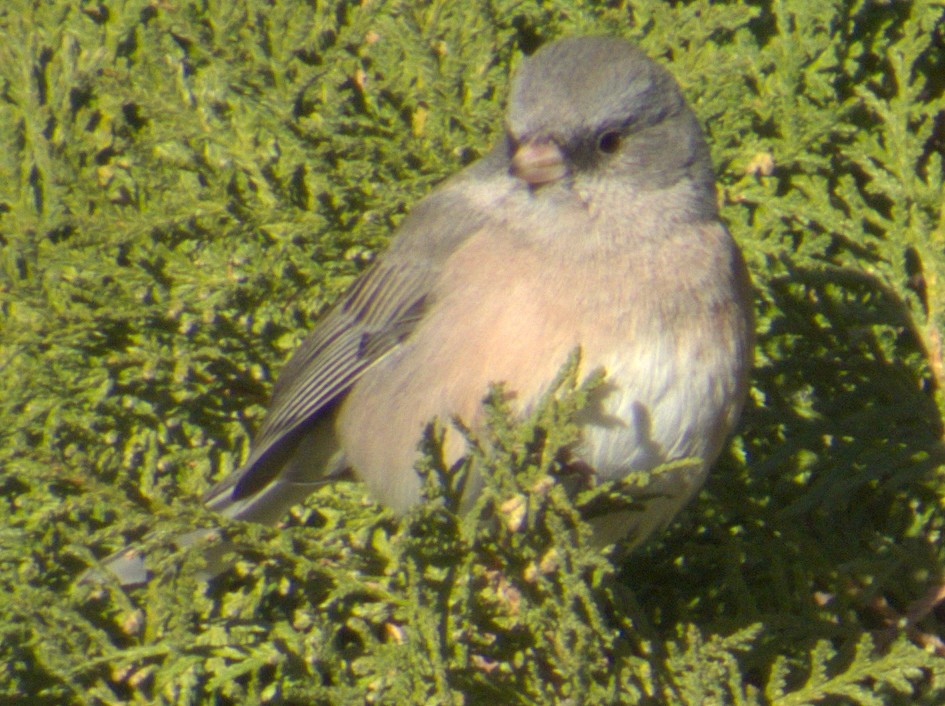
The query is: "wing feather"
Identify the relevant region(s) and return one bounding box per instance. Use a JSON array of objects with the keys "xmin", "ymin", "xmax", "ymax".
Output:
[{"xmin": 217, "ymin": 151, "xmax": 511, "ymax": 504}]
